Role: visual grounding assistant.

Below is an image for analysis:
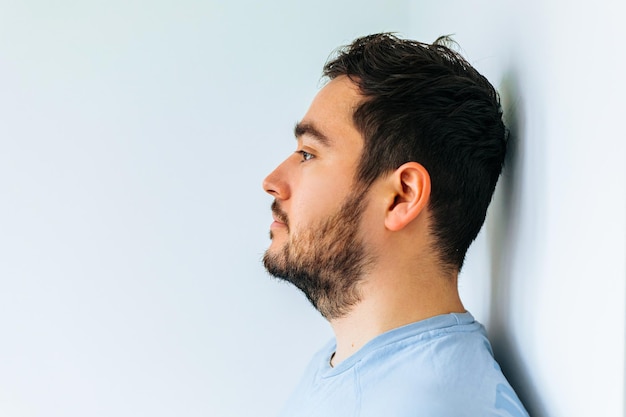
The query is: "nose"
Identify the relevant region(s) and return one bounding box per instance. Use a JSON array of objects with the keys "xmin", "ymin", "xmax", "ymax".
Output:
[{"xmin": 263, "ymin": 159, "xmax": 290, "ymax": 199}]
